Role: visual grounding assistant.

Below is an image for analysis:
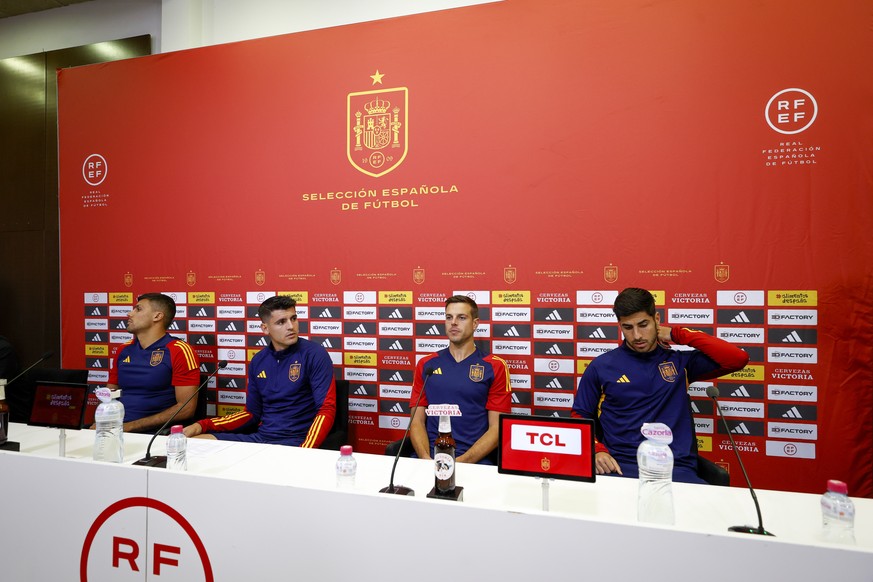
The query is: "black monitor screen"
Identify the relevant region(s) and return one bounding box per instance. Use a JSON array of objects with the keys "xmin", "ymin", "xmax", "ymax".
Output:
[{"xmin": 28, "ymin": 382, "xmax": 90, "ymax": 430}]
